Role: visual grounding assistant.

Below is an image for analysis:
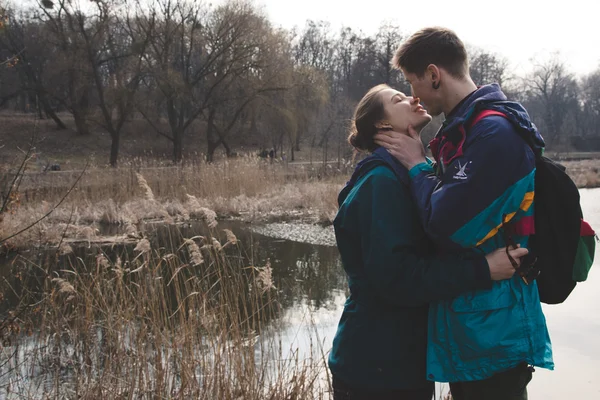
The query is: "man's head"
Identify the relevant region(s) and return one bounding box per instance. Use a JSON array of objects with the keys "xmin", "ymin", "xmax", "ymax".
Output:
[{"xmin": 392, "ymin": 27, "xmax": 470, "ymax": 116}]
